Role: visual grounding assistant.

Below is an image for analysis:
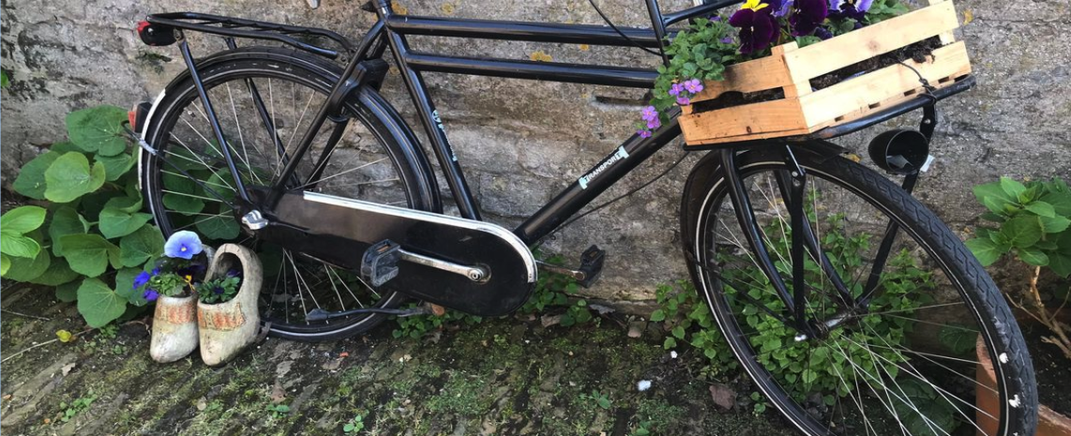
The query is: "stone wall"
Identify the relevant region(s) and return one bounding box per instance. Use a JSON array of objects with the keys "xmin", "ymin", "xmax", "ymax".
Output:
[{"xmin": 2, "ymin": 0, "xmax": 1069, "ymax": 304}]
